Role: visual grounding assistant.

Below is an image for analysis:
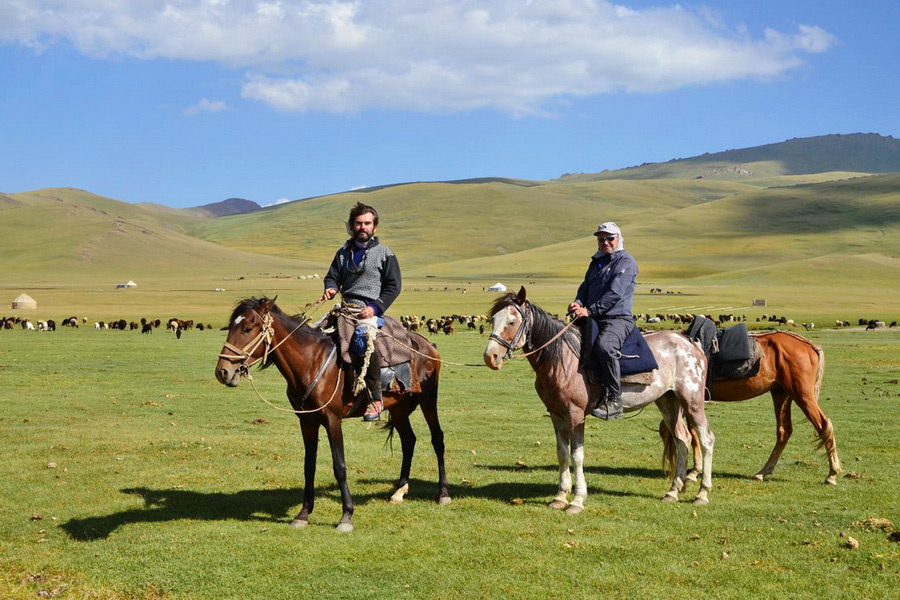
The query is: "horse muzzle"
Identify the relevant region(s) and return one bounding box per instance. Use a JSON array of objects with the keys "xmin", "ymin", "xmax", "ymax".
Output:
[
  {"xmin": 215, "ymin": 361, "xmax": 244, "ymax": 387},
  {"xmin": 483, "ymin": 349, "xmax": 503, "ymax": 370}
]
